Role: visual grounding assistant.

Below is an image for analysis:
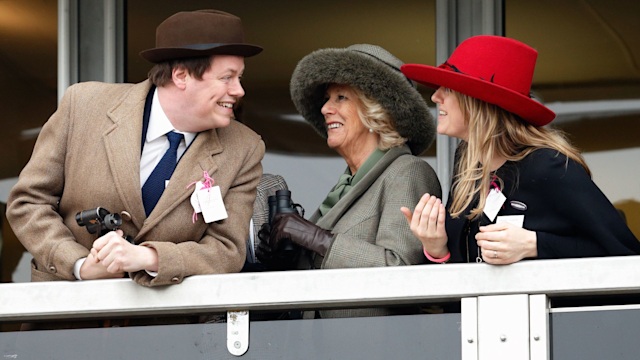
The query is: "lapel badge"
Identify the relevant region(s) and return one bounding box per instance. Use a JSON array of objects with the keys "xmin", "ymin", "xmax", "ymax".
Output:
[{"xmin": 510, "ymin": 200, "xmax": 527, "ymax": 211}]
